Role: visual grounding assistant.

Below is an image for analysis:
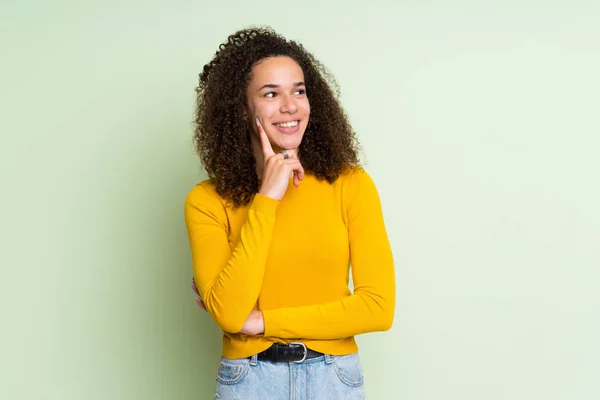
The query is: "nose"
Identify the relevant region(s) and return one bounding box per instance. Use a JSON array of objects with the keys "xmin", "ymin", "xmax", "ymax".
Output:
[{"xmin": 280, "ymin": 94, "xmax": 298, "ymax": 114}]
